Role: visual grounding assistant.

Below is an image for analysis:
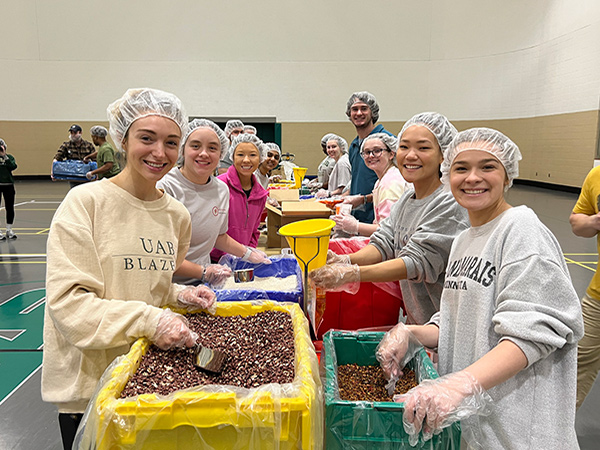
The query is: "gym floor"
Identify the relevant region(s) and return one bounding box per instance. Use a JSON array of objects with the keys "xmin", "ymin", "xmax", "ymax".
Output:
[{"xmin": 0, "ymin": 180, "xmax": 599, "ymax": 449}]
